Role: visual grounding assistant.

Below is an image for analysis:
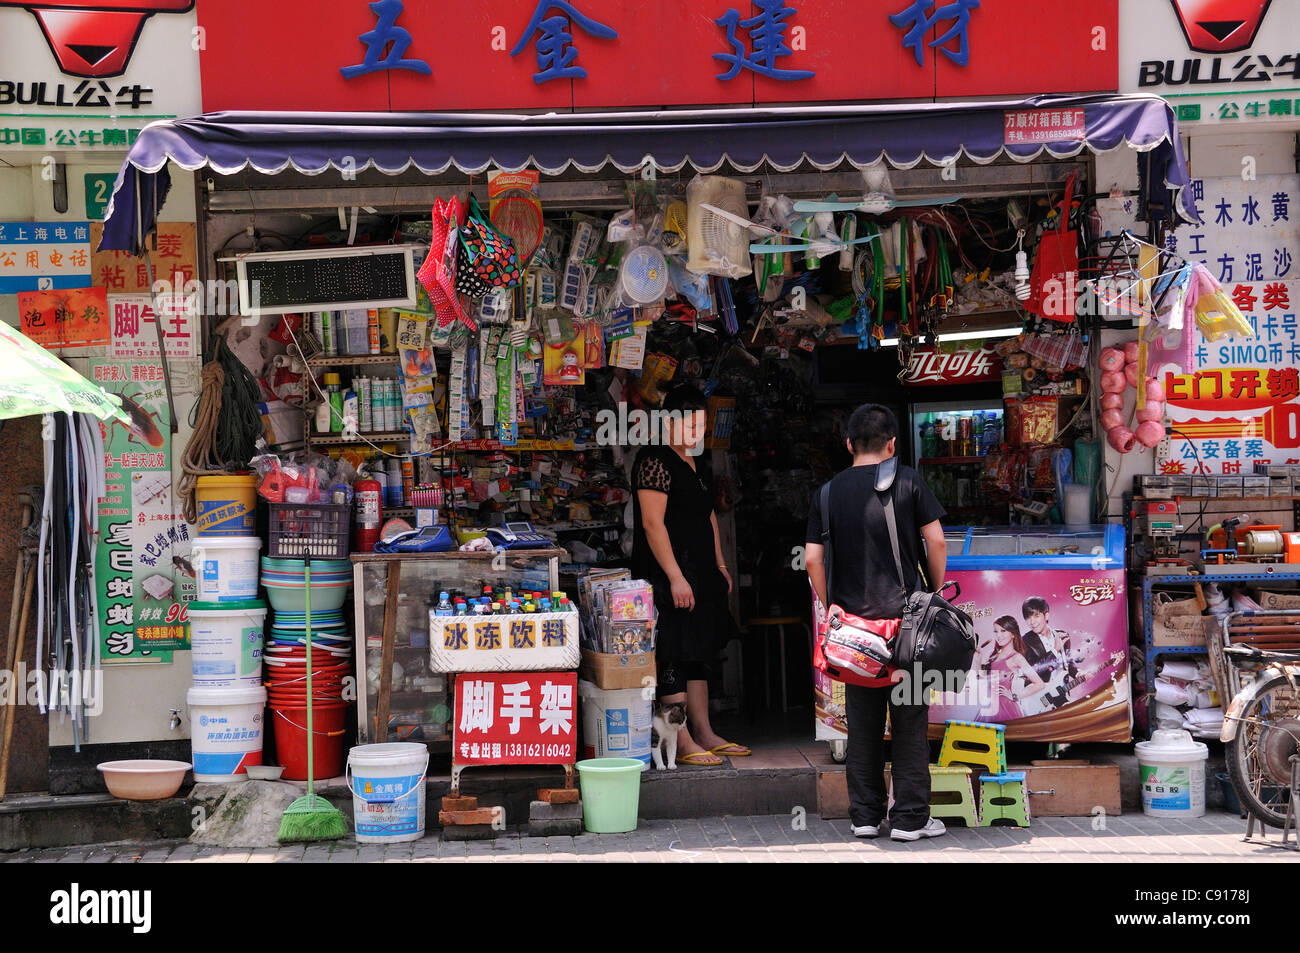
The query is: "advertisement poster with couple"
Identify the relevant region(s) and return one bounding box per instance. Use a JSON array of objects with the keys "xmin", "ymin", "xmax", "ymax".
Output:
[{"xmin": 930, "ymin": 570, "xmax": 1131, "ymax": 742}]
